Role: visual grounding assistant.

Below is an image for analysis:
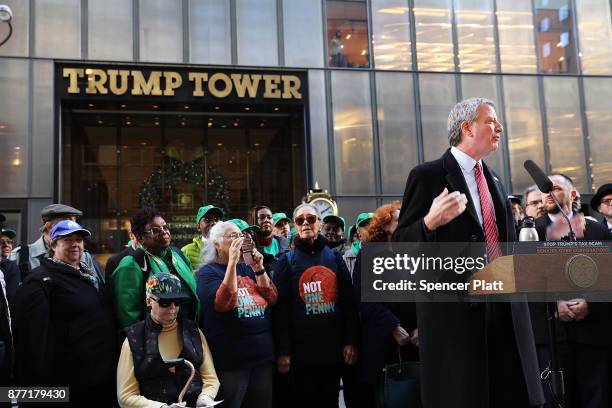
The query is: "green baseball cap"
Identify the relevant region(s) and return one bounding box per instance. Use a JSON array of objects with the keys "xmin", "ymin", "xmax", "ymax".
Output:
[
  {"xmin": 322, "ymin": 215, "xmax": 345, "ymax": 231},
  {"xmin": 196, "ymin": 205, "xmax": 224, "ymax": 224},
  {"xmin": 273, "ymin": 212, "xmax": 291, "ymax": 226},
  {"xmin": 145, "ymin": 272, "xmax": 190, "ymax": 300},
  {"xmin": 0, "ymin": 228, "xmax": 16, "ymax": 239},
  {"xmin": 355, "ymin": 212, "xmax": 374, "ymax": 228},
  {"xmin": 227, "ymin": 218, "xmax": 260, "ymax": 234}
]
